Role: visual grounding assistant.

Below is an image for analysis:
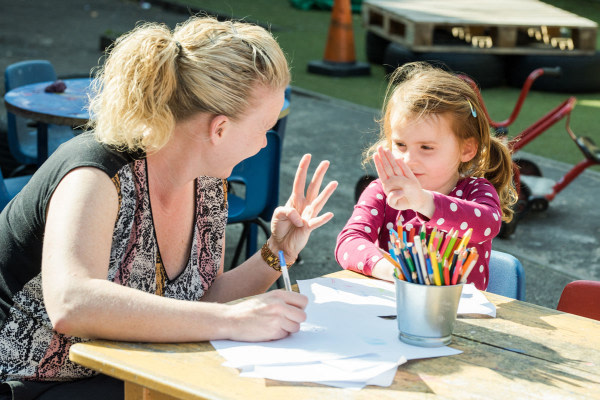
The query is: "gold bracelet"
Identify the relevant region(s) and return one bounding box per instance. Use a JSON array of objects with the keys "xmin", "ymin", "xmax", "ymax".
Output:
[{"xmin": 261, "ymin": 242, "xmax": 291, "ymax": 271}]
